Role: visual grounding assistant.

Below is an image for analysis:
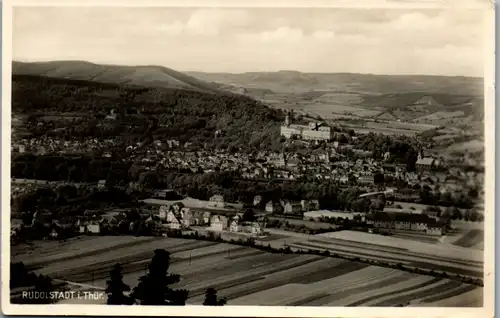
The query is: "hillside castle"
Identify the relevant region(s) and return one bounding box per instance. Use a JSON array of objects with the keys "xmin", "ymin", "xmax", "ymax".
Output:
[{"xmin": 280, "ymin": 114, "xmax": 333, "ymax": 141}]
